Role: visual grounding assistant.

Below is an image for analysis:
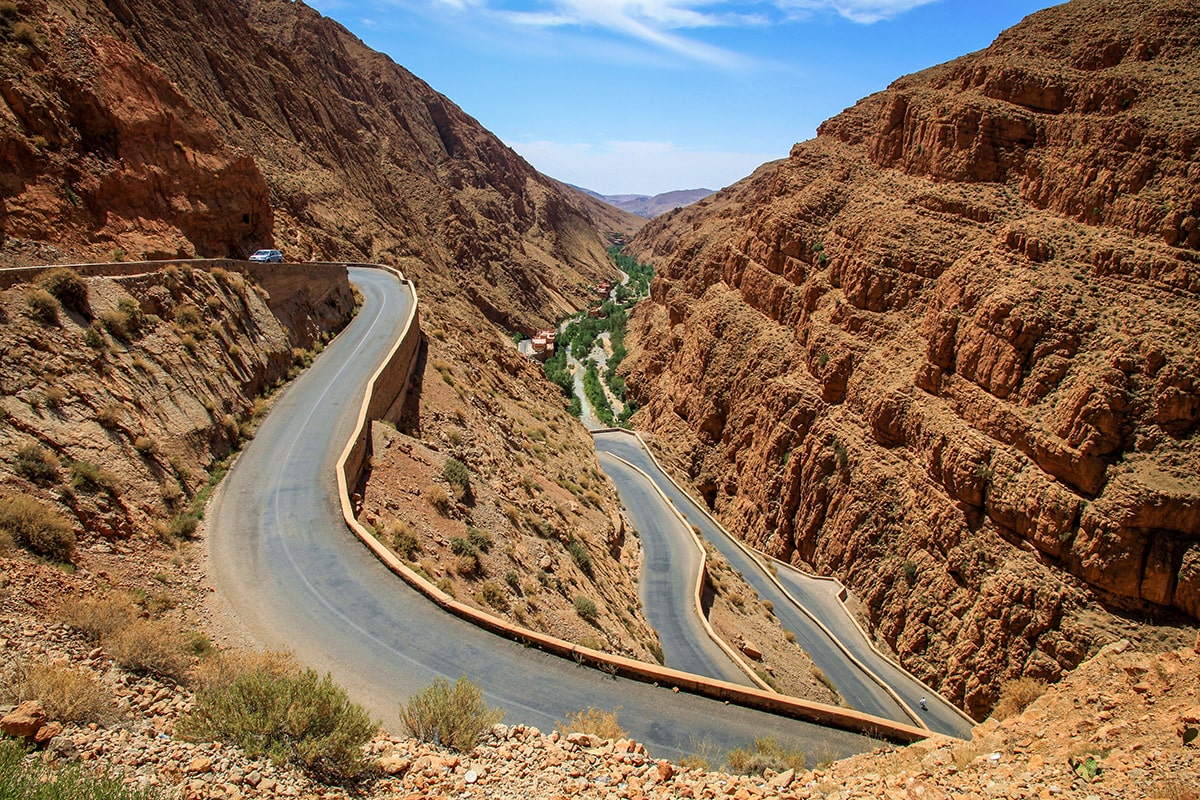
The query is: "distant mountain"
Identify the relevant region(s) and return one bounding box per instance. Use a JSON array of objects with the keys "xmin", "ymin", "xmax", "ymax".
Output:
[{"xmin": 575, "ymin": 187, "xmax": 715, "ymax": 219}]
